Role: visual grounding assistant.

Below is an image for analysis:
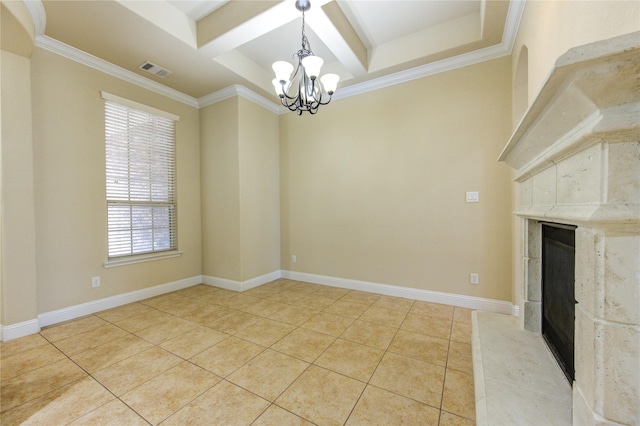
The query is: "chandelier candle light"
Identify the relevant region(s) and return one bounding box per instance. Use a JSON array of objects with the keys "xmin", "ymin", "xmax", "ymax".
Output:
[{"xmin": 272, "ymin": 0, "xmax": 340, "ymax": 115}]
